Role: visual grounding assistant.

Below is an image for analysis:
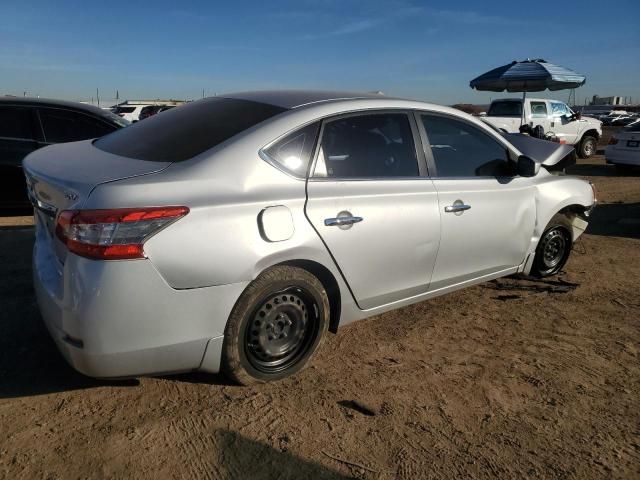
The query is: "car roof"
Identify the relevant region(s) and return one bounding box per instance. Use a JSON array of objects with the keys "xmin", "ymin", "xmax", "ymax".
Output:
[
  {"xmin": 221, "ymin": 90, "xmax": 391, "ymax": 109},
  {"xmin": 0, "ymin": 96, "xmax": 111, "ymax": 116}
]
